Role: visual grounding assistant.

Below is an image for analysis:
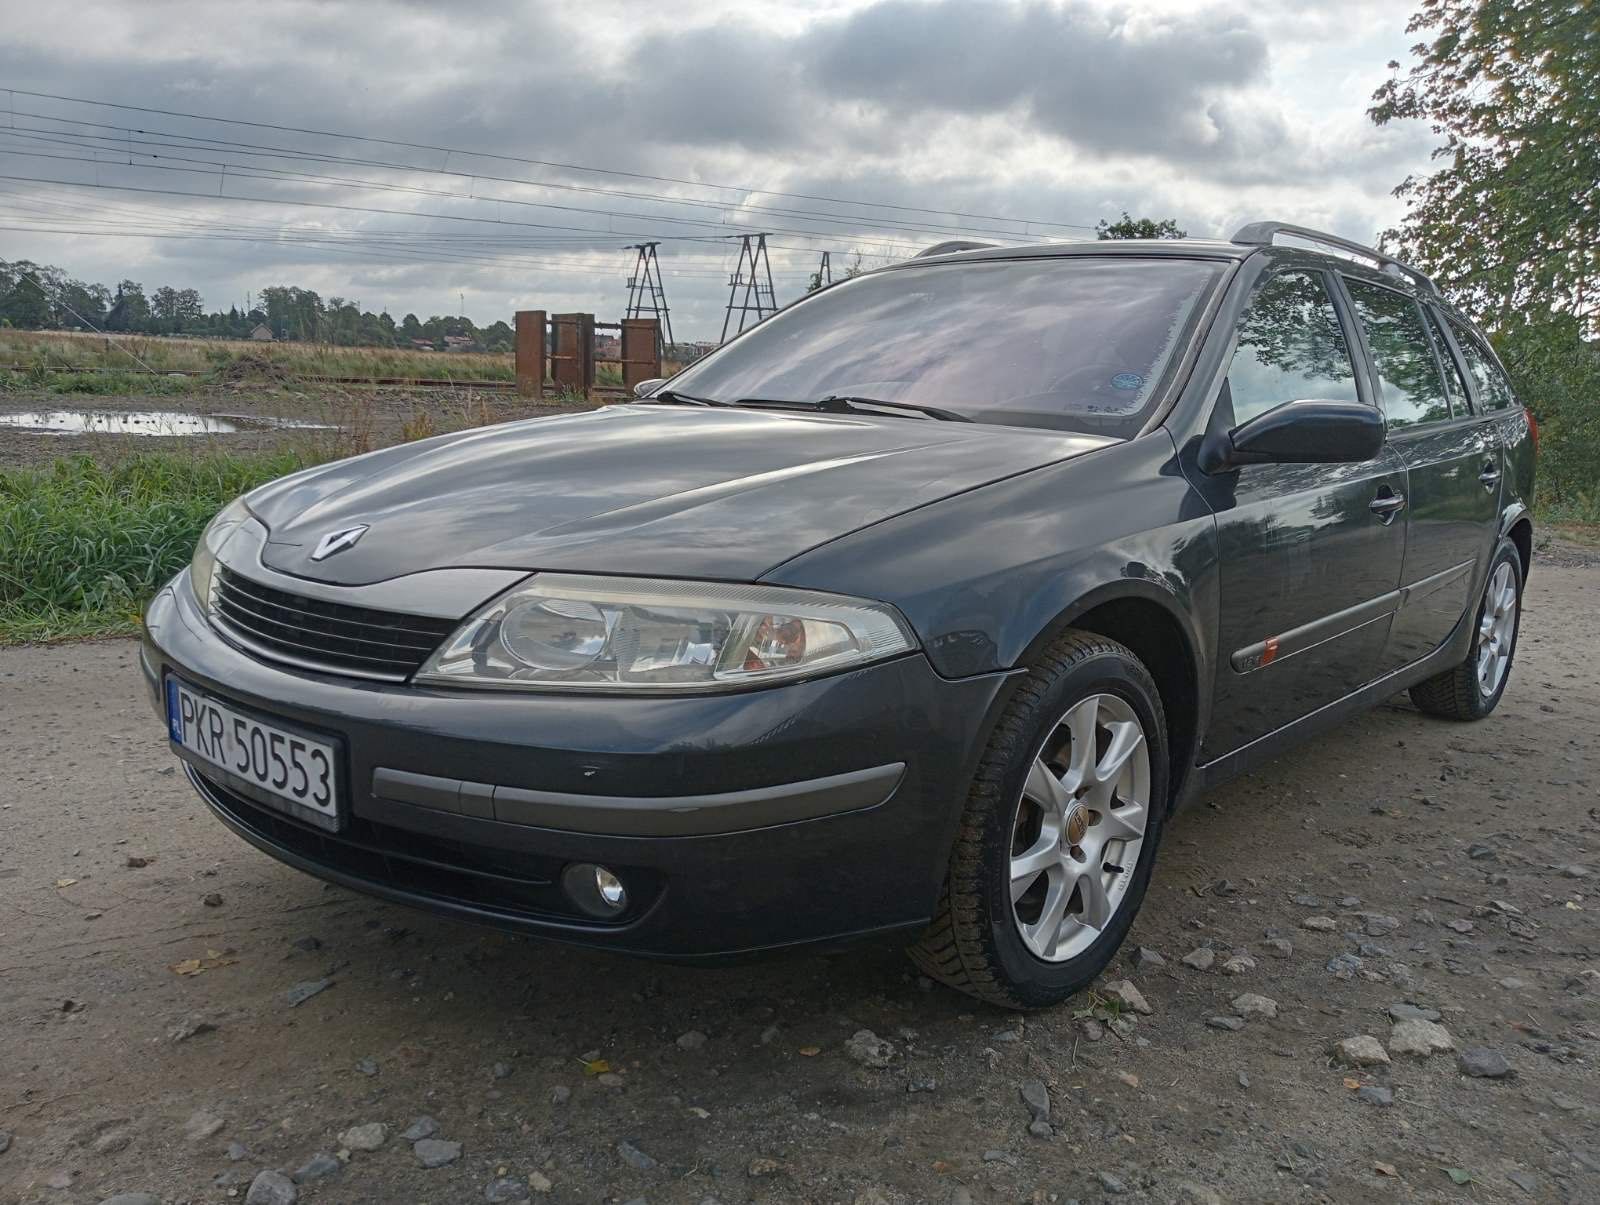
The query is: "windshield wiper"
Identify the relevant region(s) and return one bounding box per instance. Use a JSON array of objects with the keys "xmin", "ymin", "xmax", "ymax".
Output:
[
  {"xmin": 725, "ymin": 394, "xmax": 971, "ymax": 422},
  {"xmin": 815, "ymin": 394, "xmax": 971, "ymax": 422},
  {"xmin": 644, "ymin": 389, "xmax": 736, "ymax": 408}
]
